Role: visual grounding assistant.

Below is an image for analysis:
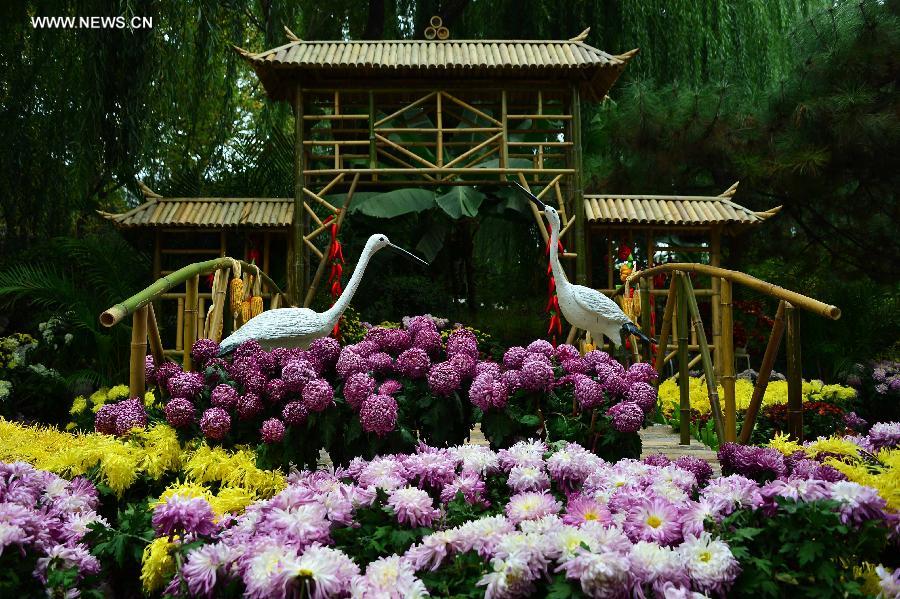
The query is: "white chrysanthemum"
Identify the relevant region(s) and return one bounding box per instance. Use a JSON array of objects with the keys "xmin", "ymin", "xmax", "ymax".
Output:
[
  {"xmin": 518, "ymin": 514, "xmax": 565, "ymax": 536},
  {"xmin": 350, "ymin": 555, "xmax": 429, "ymax": 598},
  {"xmin": 243, "ymin": 542, "xmax": 301, "ymax": 599},
  {"xmin": 551, "ymin": 526, "xmax": 598, "ymax": 558},
  {"xmin": 829, "ymin": 481, "xmax": 868, "ymax": 506},
  {"xmin": 498, "ymin": 440, "xmax": 546, "ymax": 470},
  {"xmin": 478, "ymin": 557, "xmax": 537, "ymax": 598},
  {"xmin": 451, "ymin": 515, "xmax": 515, "ymax": 557},
  {"xmin": 507, "ymin": 465, "xmax": 550, "ymax": 492},
  {"xmin": 452, "ymin": 444, "xmax": 500, "ymax": 475},
  {"xmin": 649, "ymin": 480, "xmax": 690, "ymax": 502},
  {"xmin": 267, "ymin": 503, "xmax": 330, "ymax": 545},
  {"xmin": 677, "ymin": 533, "xmax": 739, "ymax": 595},
  {"xmin": 559, "ymin": 550, "xmax": 632, "ymax": 597},
  {"xmin": 630, "ymin": 541, "xmax": 685, "ymax": 587},
  {"xmin": 294, "ymin": 545, "xmax": 359, "ymax": 599}
]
